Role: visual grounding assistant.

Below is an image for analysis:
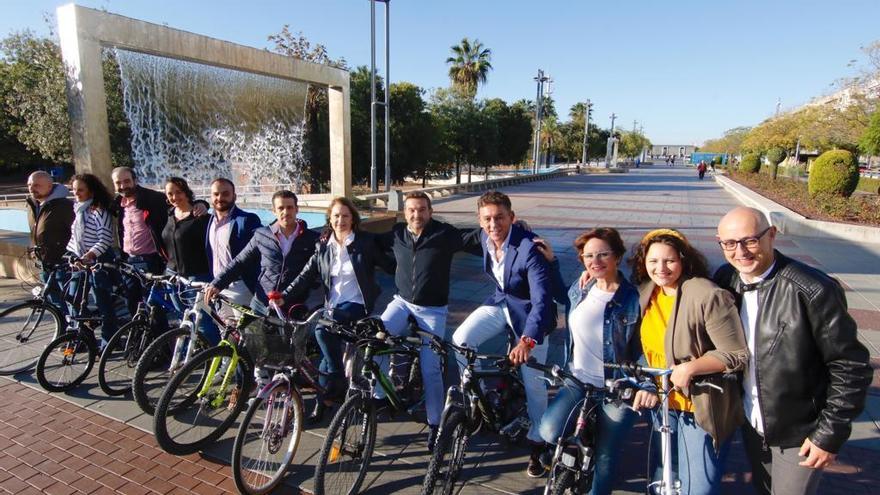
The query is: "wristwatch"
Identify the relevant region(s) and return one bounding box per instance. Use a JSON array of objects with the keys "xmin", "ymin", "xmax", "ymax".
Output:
[{"xmin": 520, "ymin": 336, "xmax": 536, "ymax": 349}]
